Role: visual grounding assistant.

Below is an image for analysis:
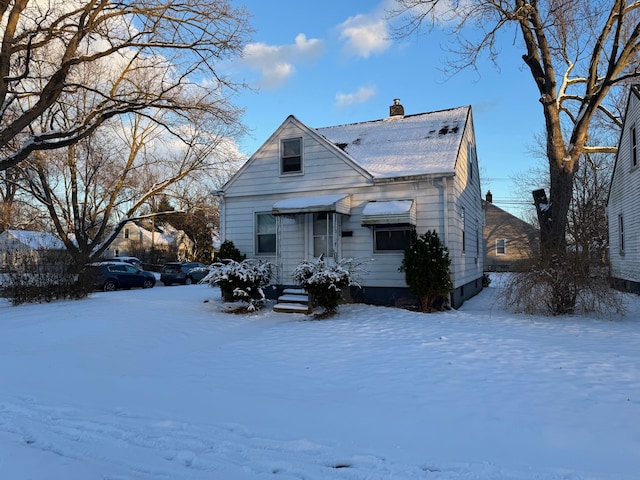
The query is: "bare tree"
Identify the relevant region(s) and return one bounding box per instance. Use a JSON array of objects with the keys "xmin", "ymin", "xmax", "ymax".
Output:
[
  {"xmin": 0, "ymin": 0, "xmax": 250, "ymax": 171},
  {"xmin": 391, "ymin": 0, "xmax": 640, "ymax": 255},
  {"xmin": 20, "ymin": 105, "xmax": 243, "ymax": 266}
]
